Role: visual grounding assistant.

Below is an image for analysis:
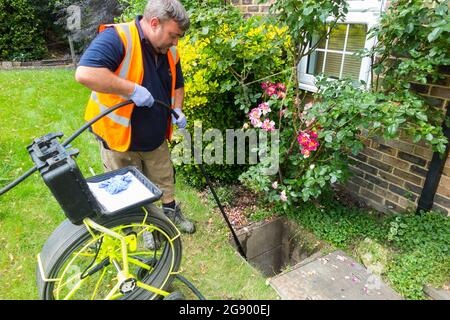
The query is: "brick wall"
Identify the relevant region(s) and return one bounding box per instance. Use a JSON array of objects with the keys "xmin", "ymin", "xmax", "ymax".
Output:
[
  {"xmin": 230, "ymin": 0, "xmax": 272, "ymax": 18},
  {"xmin": 347, "ymin": 66, "xmax": 450, "ymax": 216}
]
